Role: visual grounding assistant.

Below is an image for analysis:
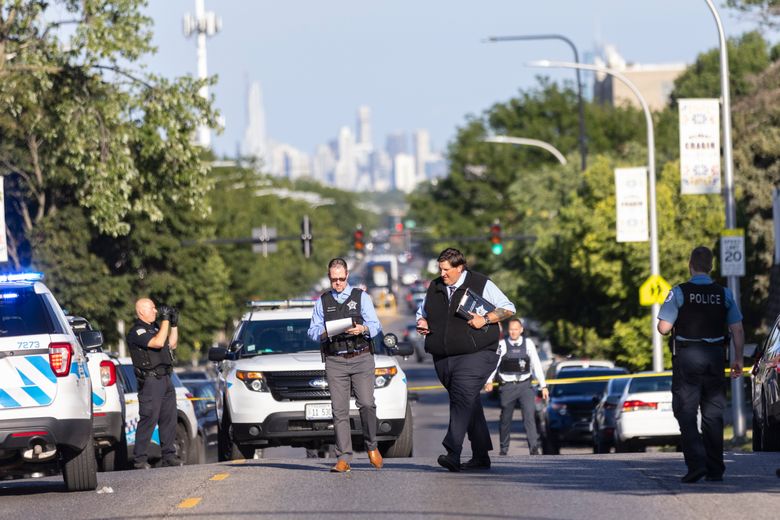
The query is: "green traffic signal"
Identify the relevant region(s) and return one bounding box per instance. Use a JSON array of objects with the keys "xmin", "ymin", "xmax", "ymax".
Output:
[{"xmin": 491, "ymin": 243, "xmax": 504, "ymax": 255}]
